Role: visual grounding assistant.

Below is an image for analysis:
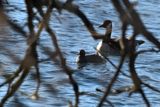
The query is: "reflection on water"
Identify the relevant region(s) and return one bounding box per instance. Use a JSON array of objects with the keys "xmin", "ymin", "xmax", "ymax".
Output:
[{"xmin": 0, "ymin": 0, "xmax": 160, "ymax": 106}]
